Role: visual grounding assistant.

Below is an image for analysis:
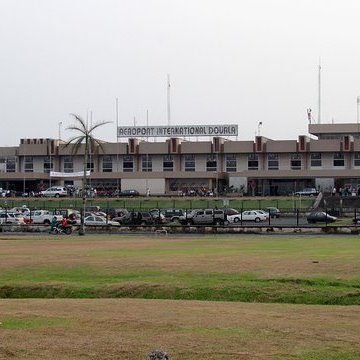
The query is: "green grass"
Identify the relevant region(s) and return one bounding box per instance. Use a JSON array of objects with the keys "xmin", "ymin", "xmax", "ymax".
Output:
[
  {"xmin": 0, "ymin": 196, "xmax": 313, "ymax": 211},
  {"xmin": 294, "ymin": 351, "xmax": 360, "ymax": 360},
  {"xmin": 0, "ymin": 317, "xmax": 75, "ymax": 330},
  {"xmin": 0, "ymin": 268, "xmax": 359, "ymax": 304},
  {"xmin": 0, "ymin": 235, "xmax": 359, "ymax": 304}
]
